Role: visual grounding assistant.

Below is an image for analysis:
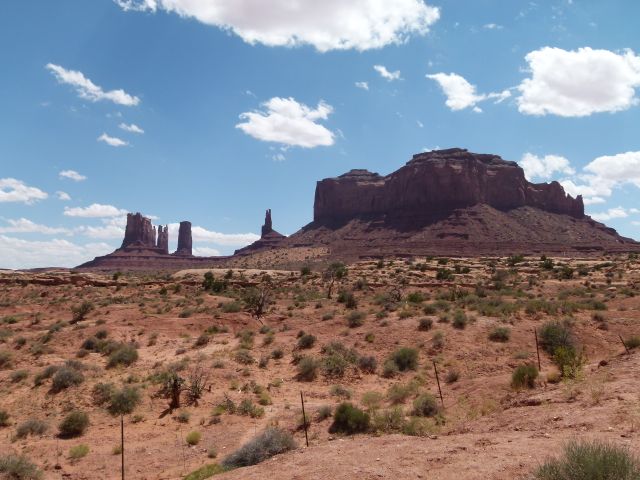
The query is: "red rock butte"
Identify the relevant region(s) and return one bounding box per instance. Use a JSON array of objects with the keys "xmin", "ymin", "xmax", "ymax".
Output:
[{"xmin": 77, "ymin": 148, "xmax": 639, "ymax": 270}]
